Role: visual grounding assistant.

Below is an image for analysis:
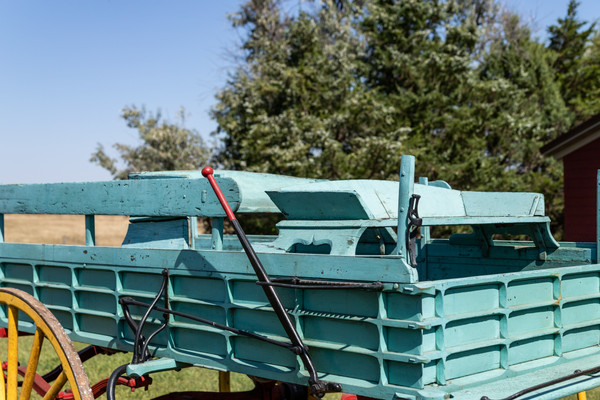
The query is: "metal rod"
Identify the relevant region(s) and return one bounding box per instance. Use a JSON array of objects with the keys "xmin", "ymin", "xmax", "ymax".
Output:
[
  {"xmin": 119, "ymin": 297, "xmax": 299, "ymax": 351},
  {"xmin": 42, "ymin": 346, "xmax": 123, "ymax": 383},
  {"xmin": 106, "ymin": 364, "xmax": 129, "ymax": 400},
  {"xmin": 202, "ymin": 167, "xmax": 339, "ymax": 397},
  {"xmin": 481, "ymin": 366, "xmax": 600, "ymax": 400},
  {"xmin": 132, "ymin": 269, "xmax": 169, "ymax": 363},
  {"xmin": 257, "ymin": 278, "xmax": 384, "ymax": 291}
]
